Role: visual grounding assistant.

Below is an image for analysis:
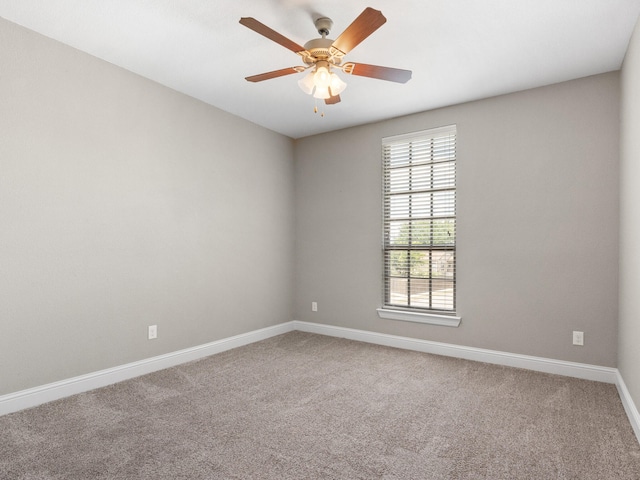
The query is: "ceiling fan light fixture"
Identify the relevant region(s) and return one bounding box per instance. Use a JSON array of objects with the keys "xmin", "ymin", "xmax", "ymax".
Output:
[{"xmin": 298, "ymin": 63, "xmax": 346, "ymax": 99}]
